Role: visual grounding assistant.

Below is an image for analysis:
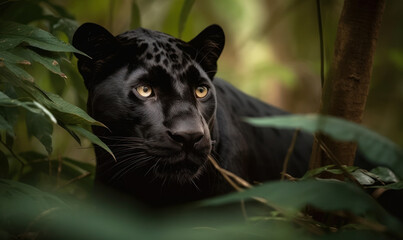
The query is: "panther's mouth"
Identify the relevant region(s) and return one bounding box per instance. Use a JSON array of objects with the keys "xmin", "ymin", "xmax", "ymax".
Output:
[{"xmin": 152, "ymin": 152, "xmax": 208, "ymax": 183}]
